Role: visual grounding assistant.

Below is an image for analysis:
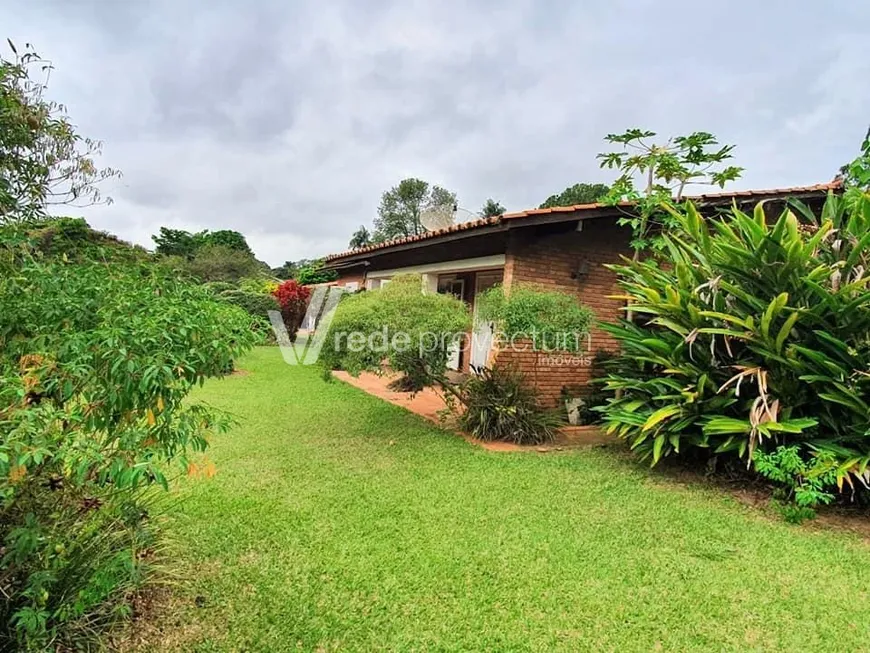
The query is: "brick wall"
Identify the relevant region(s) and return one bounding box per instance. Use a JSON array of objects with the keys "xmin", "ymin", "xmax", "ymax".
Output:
[
  {"xmin": 493, "ymin": 218, "xmax": 632, "ymax": 407},
  {"xmin": 333, "ymin": 268, "xmax": 366, "ymax": 290}
]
